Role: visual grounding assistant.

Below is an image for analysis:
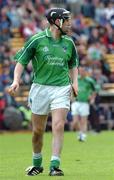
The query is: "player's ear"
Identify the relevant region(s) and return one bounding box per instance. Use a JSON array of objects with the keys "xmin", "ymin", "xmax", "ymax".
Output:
[{"xmin": 55, "ymin": 19, "xmax": 60, "ymax": 25}]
